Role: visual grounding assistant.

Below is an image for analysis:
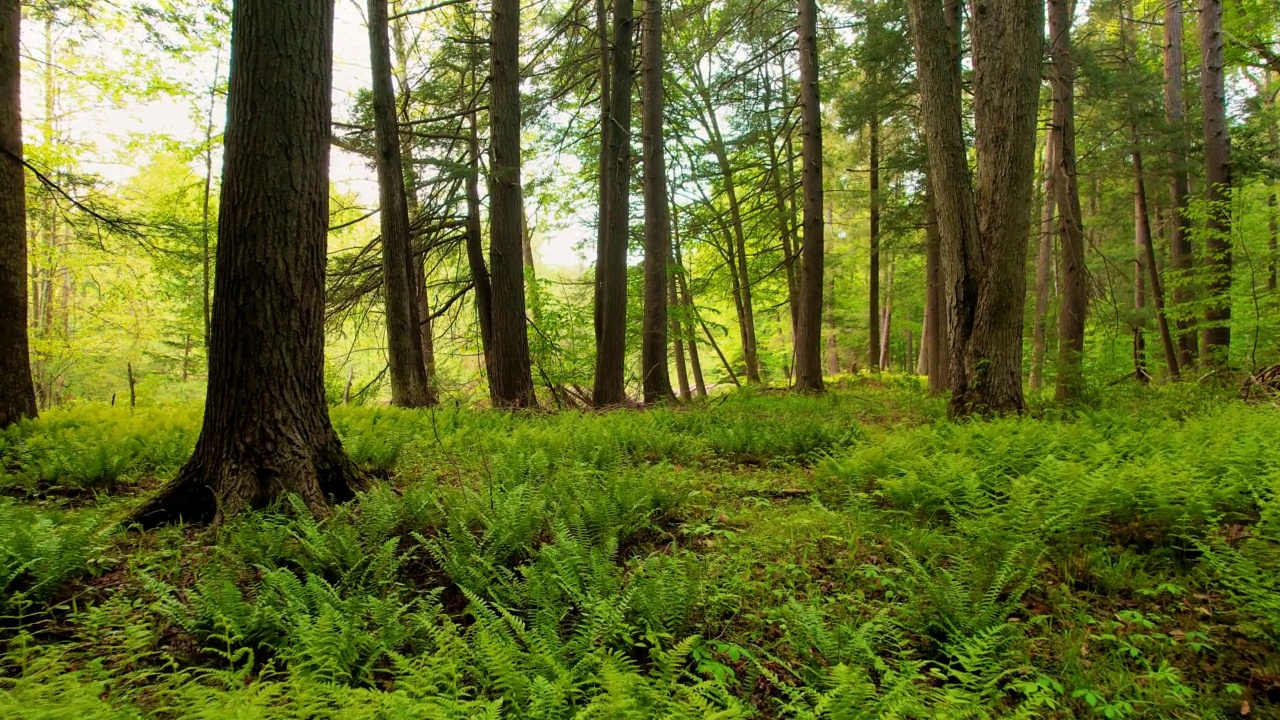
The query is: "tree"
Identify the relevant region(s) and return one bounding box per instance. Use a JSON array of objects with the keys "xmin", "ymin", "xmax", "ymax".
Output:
[
  {"xmin": 133, "ymin": 0, "xmax": 363, "ymax": 525},
  {"xmin": 792, "ymin": 0, "xmax": 825, "ymax": 393},
  {"xmin": 640, "ymin": 0, "xmax": 674, "ymax": 404},
  {"xmin": 1163, "ymin": 0, "xmax": 1197, "ymax": 366},
  {"xmin": 368, "ymin": 0, "xmax": 435, "ymax": 408},
  {"xmin": 0, "ymin": 0, "xmax": 38, "ymax": 428},
  {"xmin": 593, "ymin": 0, "xmax": 634, "ymax": 406},
  {"xmin": 489, "ymin": 0, "xmax": 537, "ymax": 407},
  {"xmin": 1049, "ymin": 0, "xmax": 1087, "ymax": 401},
  {"xmin": 1200, "ymin": 0, "xmax": 1232, "ymax": 366},
  {"xmin": 909, "ymin": 0, "xmax": 1043, "ymax": 416}
]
